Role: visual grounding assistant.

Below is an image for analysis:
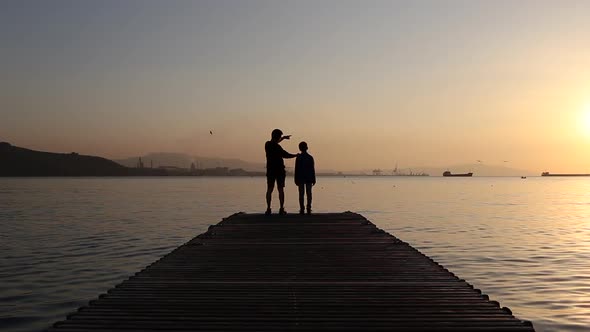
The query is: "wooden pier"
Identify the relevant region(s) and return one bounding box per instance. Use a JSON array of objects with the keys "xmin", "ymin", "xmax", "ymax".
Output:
[{"xmin": 49, "ymin": 212, "xmax": 535, "ymax": 331}]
